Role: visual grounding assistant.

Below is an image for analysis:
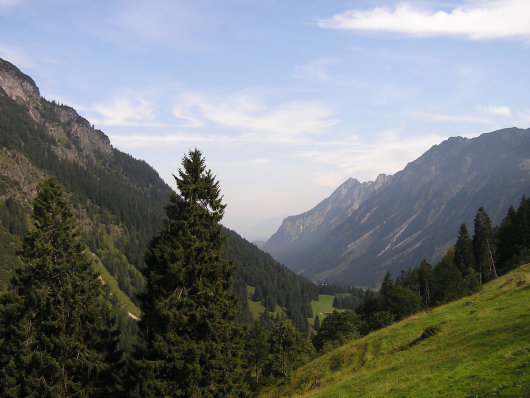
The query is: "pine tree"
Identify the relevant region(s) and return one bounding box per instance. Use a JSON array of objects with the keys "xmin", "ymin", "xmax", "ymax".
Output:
[
  {"xmin": 432, "ymin": 248, "xmax": 465, "ymax": 304},
  {"xmin": 418, "ymin": 259, "xmax": 433, "ymax": 308},
  {"xmin": 498, "ymin": 196, "xmax": 530, "ymax": 272},
  {"xmin": 380, "ymin": 271, "xmax": 395, "ymax": 308},
  {"xmin": 473, "ymin": 207, "xmax": 497, "ymax": 284},
  {"xmin": 0, "ymin": 177, "xmax": 121, "ymax": 397},
  {"xmin": 129, "ymin": 149, "xmax": 247, "ymax": 397},
  {"xmin": 454, "ymin": 223, "xmax": 475, "ymax": 273},
  {"xmin": 454, "ymin": 223, "xmax": 480, "ymax": 294}
]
